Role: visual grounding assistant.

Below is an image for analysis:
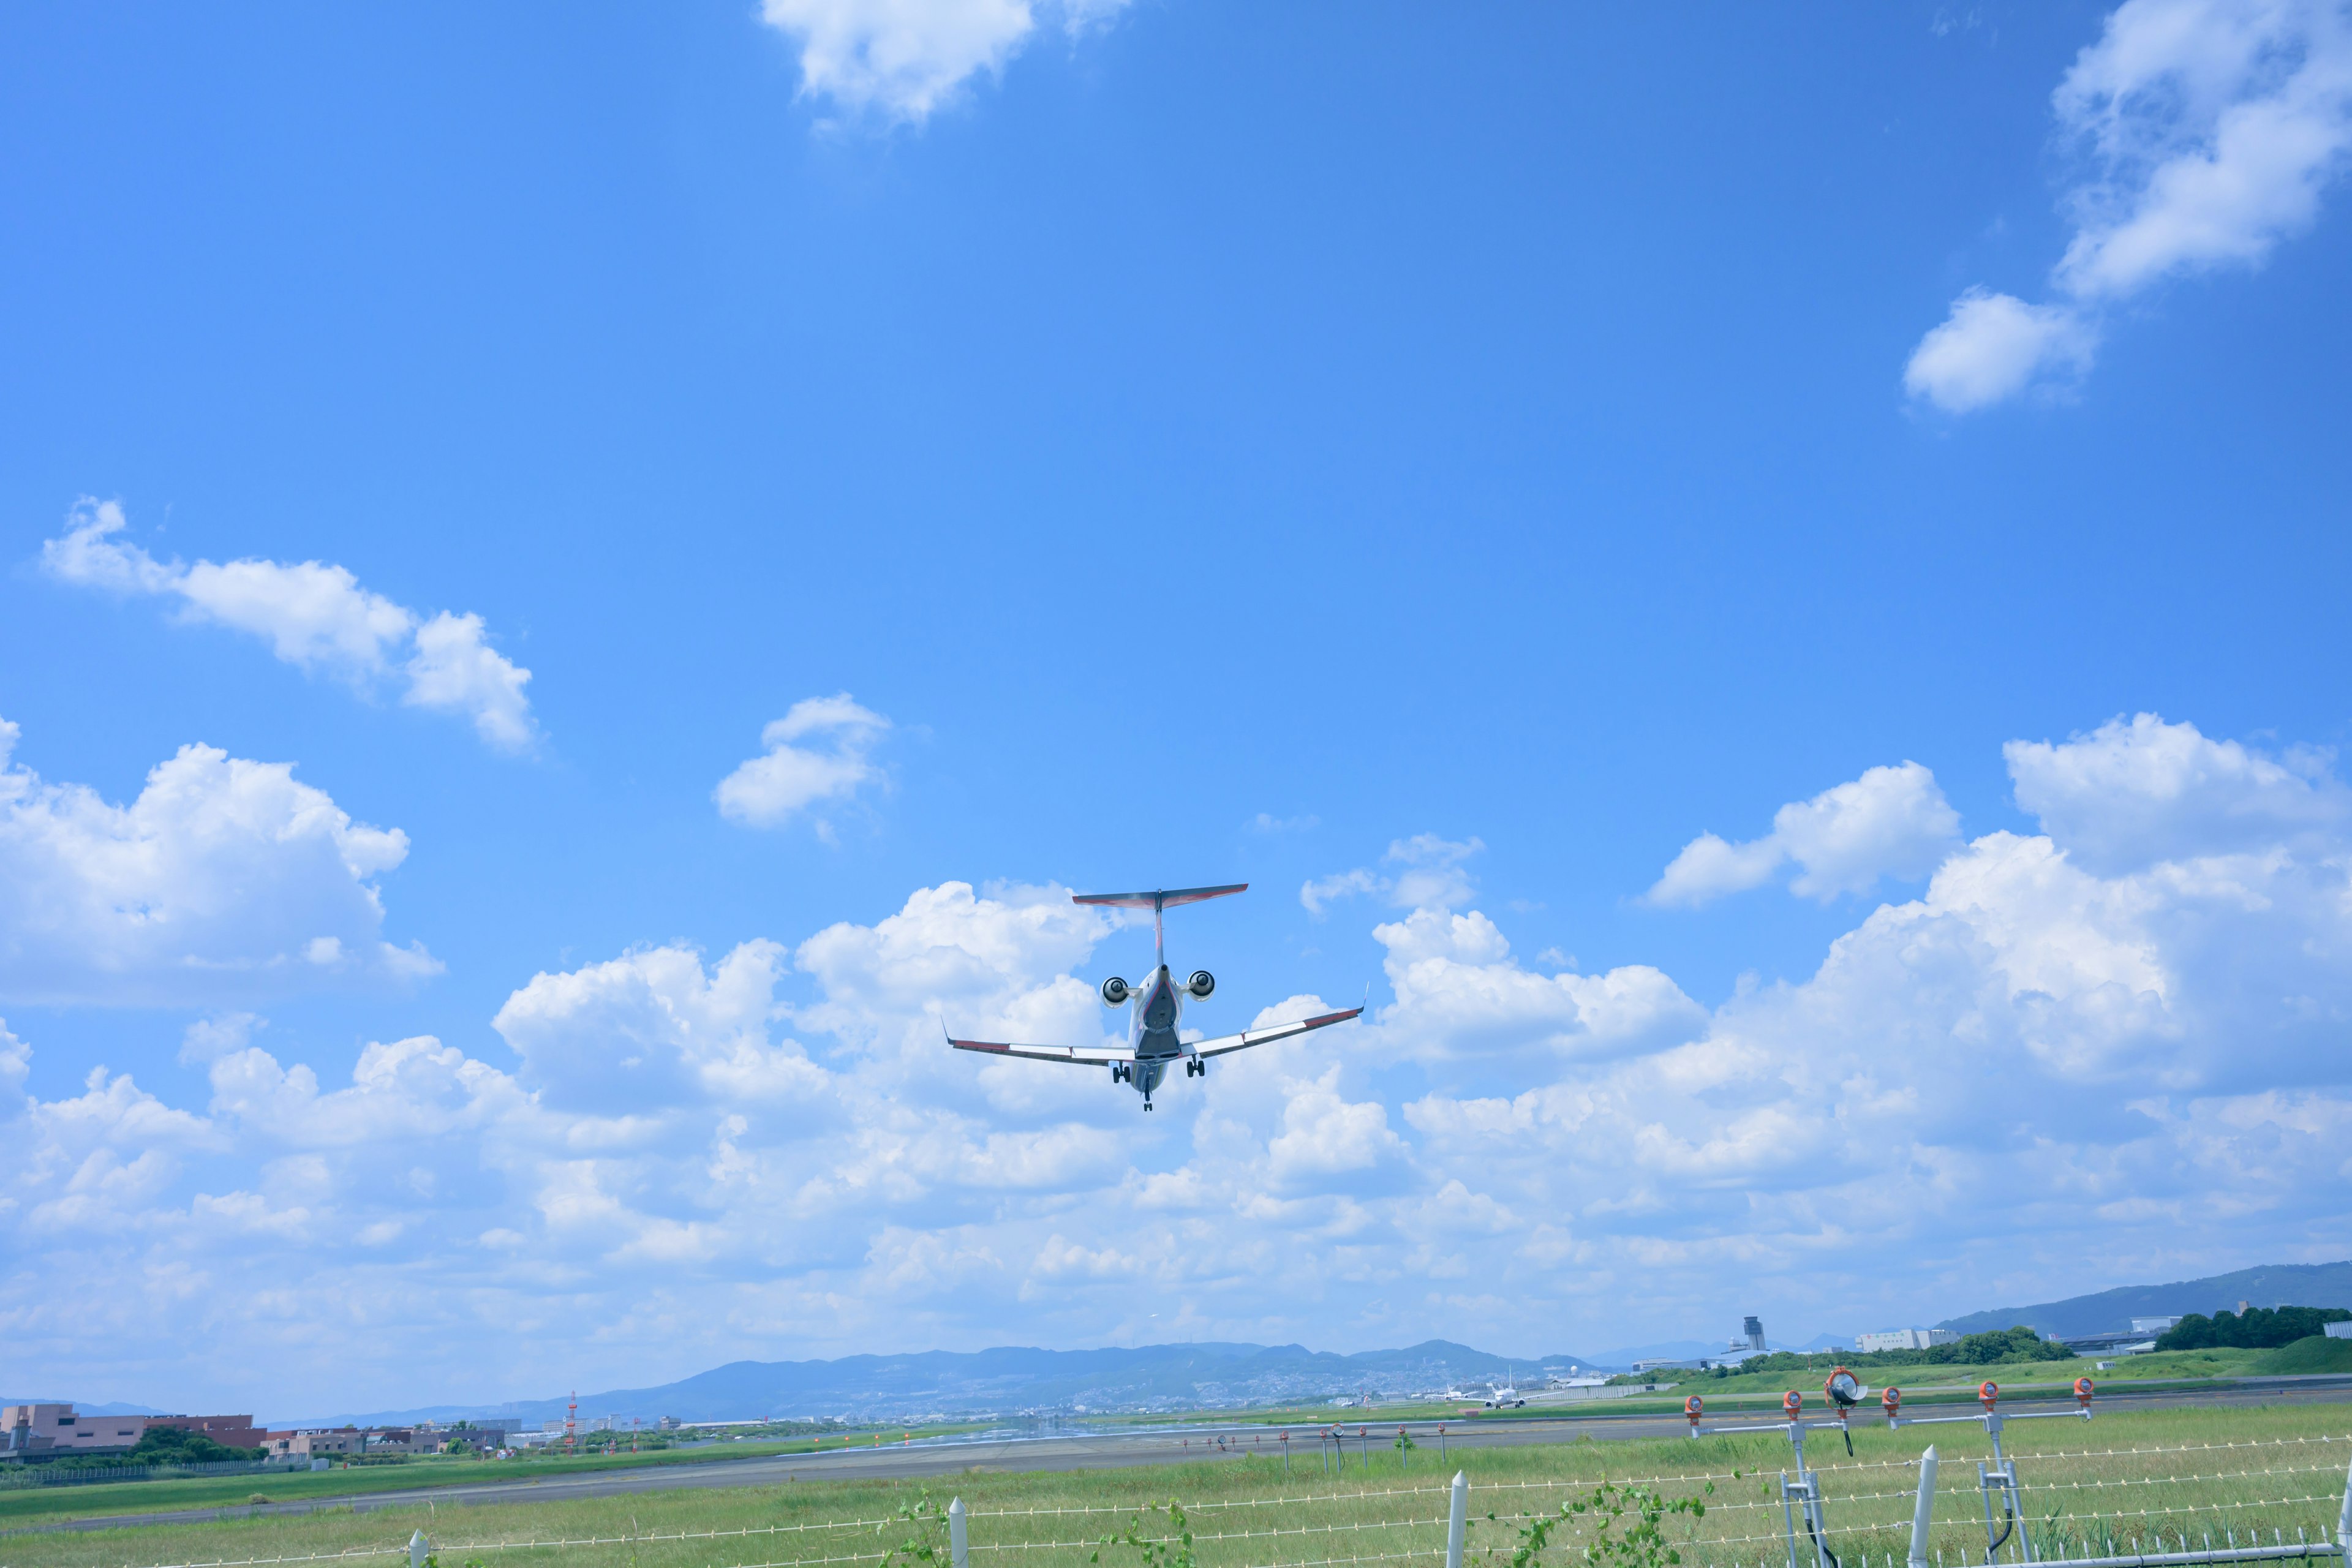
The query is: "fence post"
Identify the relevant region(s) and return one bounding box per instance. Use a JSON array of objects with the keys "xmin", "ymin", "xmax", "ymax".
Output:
[
  {"xmin": 1909, "ymin": 1448, "xmax": 1939, "ymax": 1568},
  {"xmin": 409, "ymin": 1532, "xmax": 431, "ymax": 1568},
  {"xmin": 949, "ymin": 1498, "xmax": 967, "ymax": 1568},
  {"xmin": 2336, "ymin": 1450, "xmax": 2352, "ymax": 1559},
  {"xmin": 1447, "ymin": 1471, "xmax": 1468, "ymax": 1568}
]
